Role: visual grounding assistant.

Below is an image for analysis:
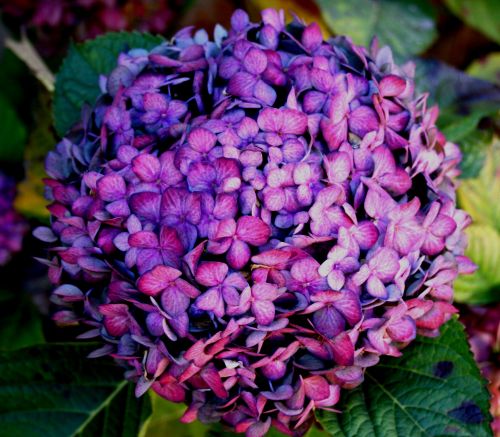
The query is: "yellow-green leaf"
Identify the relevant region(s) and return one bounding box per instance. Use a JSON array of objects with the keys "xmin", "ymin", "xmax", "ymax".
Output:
[
  {"xmin": 457, "ymin": 139, "xmax": 500, "ymax": 231},
  {"xmin": 454, "ymin": 224, "xmax": 500, "ymax": 304}
]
